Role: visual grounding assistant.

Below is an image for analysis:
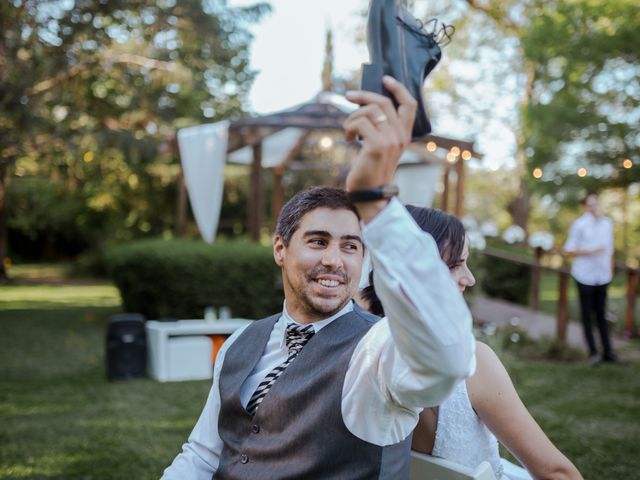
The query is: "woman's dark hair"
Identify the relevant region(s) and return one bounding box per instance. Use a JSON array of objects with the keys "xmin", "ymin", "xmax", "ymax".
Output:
[
  {"xmin": 404, "ymin": 205, "xmax": 466, "ymax": 269},
  {"xmin": 360, "ymin": 205, "xmax": 466, "ymax": 317}
]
